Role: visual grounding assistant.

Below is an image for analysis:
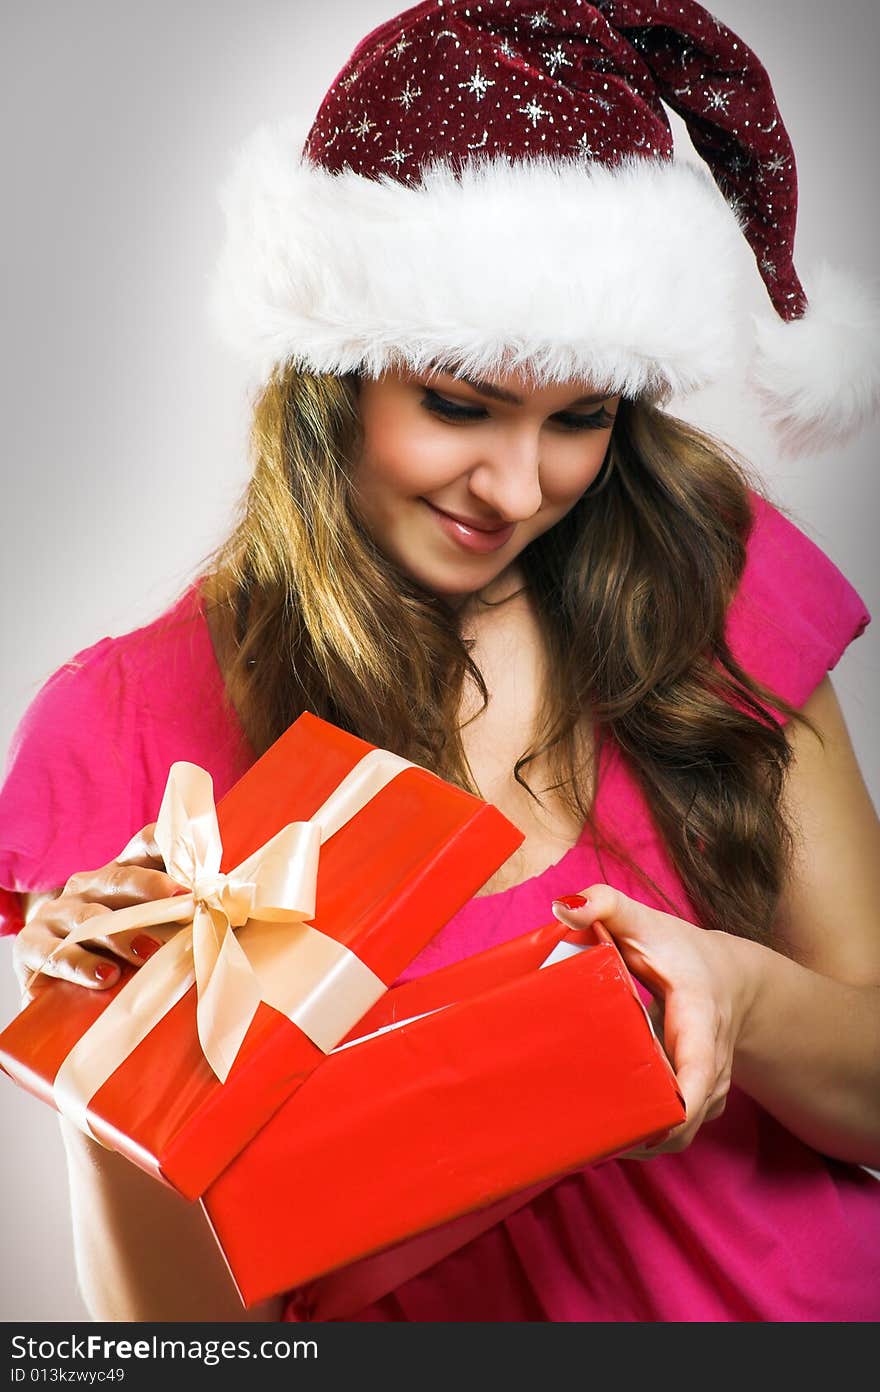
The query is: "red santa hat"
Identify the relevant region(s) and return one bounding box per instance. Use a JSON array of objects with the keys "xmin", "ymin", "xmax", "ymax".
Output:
[{"xmin": 210, "ymin": 0, "xmax": 880, "ymax": 458}]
